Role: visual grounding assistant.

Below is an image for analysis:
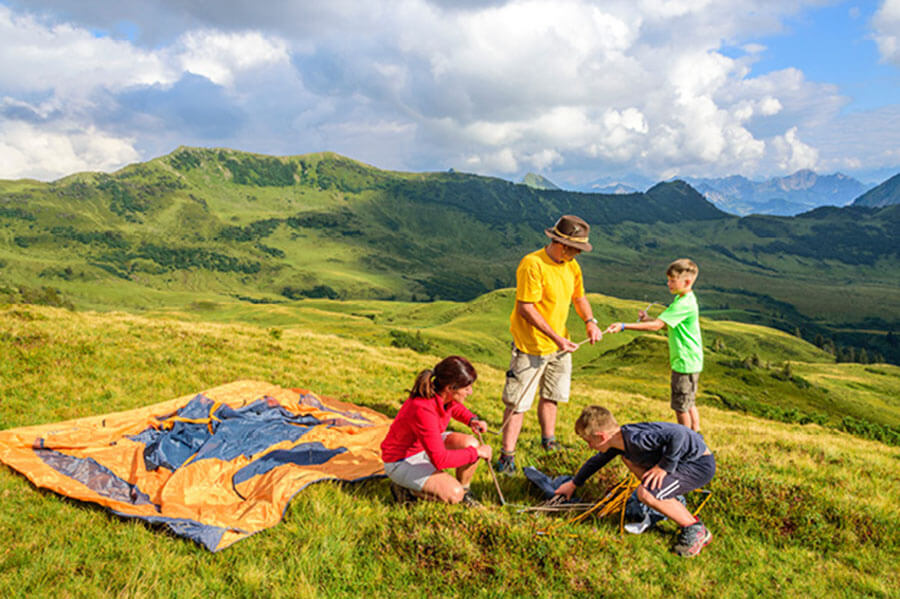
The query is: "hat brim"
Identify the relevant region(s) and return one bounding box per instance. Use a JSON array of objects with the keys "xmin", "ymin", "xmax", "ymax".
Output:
[{"xmin": 545, "ymin": 228, "xmax": 592, "ymax": 252}]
